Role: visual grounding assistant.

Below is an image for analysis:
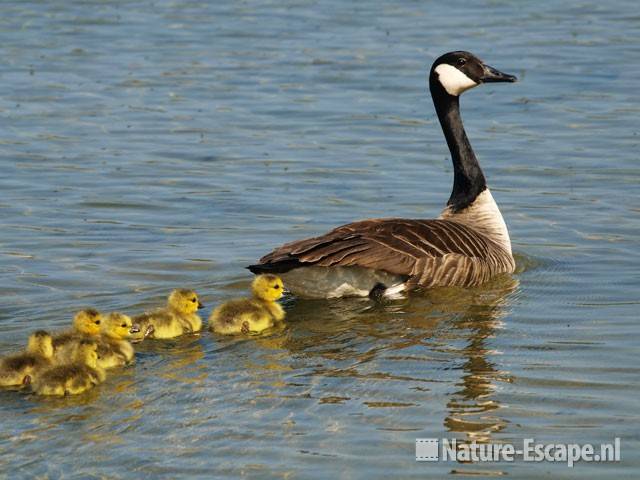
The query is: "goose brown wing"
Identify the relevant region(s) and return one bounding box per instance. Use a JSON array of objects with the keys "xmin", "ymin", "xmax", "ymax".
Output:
[{"xmin": 248, "ymin": 218, "xmax": 495, "ymax": 277}]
